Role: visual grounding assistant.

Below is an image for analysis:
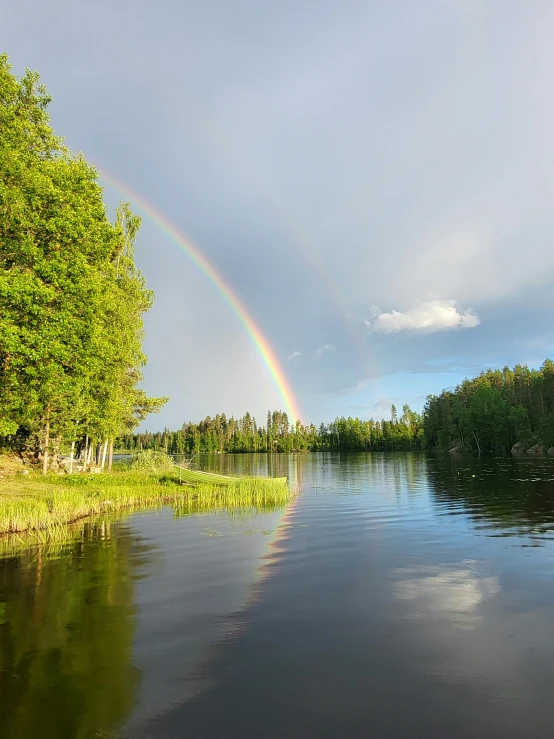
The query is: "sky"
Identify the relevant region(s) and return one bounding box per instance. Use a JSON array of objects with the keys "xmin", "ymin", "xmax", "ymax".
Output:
[{"xmin": 4, "ymin": 0, "xmax": 554, "ymax": 429}]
